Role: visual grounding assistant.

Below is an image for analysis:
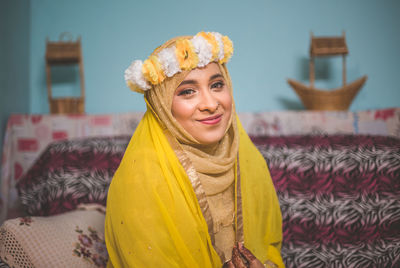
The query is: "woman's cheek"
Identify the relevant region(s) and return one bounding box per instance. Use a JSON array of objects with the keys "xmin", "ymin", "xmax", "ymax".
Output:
[{"xmin": 172, "ymin": 99, "xmax": 197, "ymax": 121}]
